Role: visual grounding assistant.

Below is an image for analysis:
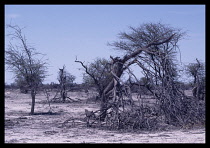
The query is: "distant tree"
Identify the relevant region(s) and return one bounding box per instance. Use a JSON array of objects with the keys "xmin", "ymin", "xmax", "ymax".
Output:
[
  {"xmin": 75, "ymin": 57, "xmax": 112, "ymax": 98},
  {"xmin": 10, "ymin": 82, "xmax": 19, "ymax": 90},
  {"xmin": 5, "ymin": 83, "xmax": 12, "ymax": 89},
  {"xmin": 5, "ymin": 24, "xmax": 48, "ymax": 115},
  {"xmin": 186, "ymin": 59, "xmax": 205, "ymax": 100},
  {"xmin": 57, "ymin": 65, "xmax": 76, "ymax": 102},
  {"xmin": 186, "ymin": 59, "xmax": 205, "ymax": 84},
  {"xmin": 49, "ymin": 82, "xmax": 59, "ymax": 90}
]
